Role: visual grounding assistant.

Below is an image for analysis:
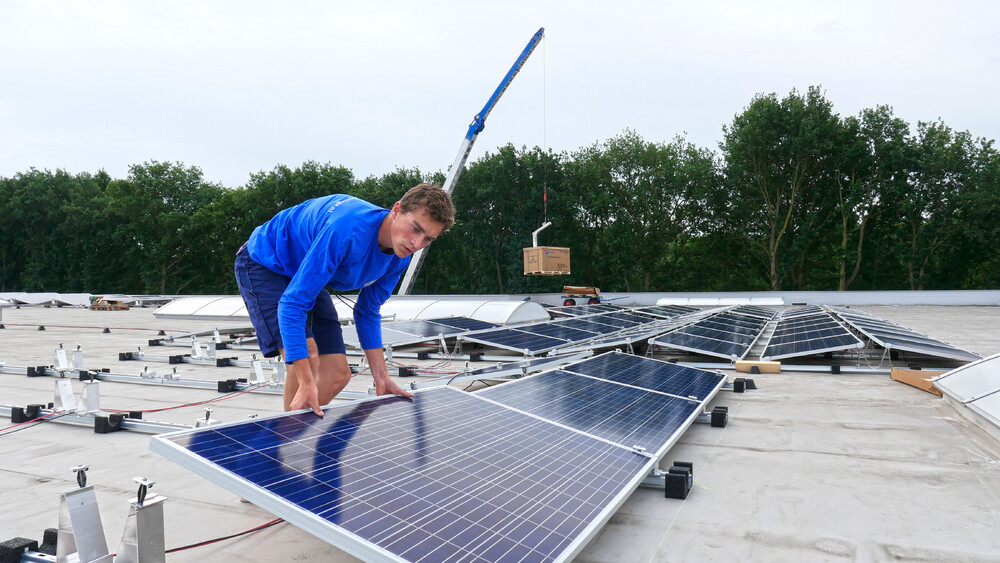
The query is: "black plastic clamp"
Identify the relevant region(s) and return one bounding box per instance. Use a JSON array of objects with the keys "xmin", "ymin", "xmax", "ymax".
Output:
[
  {"xmin": 0, "ymin": 537, "xmax": 39, "ymax": 563},
  {"xmin": 733, "ymin": 378, "xmax": 746, "ymax": 393},
  {"xmin": 94, "ymin": 413, "xmax": 125, "ymax": 434},
  {"xmin": 711, "ymin": 406, "xmax": 729, "ymax": 428}
]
